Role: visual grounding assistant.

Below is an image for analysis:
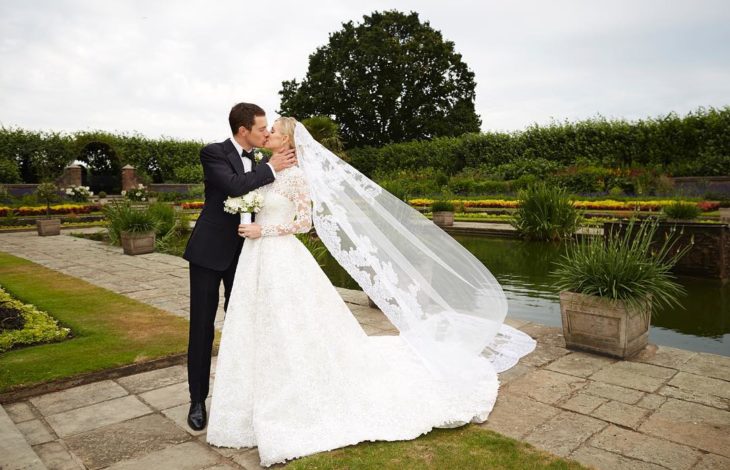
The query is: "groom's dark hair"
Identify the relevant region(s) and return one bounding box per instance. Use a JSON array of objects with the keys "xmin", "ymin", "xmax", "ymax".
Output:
[{"xmin": 229, "ymin": 103, "xmax": 265, "ymax": 134}]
